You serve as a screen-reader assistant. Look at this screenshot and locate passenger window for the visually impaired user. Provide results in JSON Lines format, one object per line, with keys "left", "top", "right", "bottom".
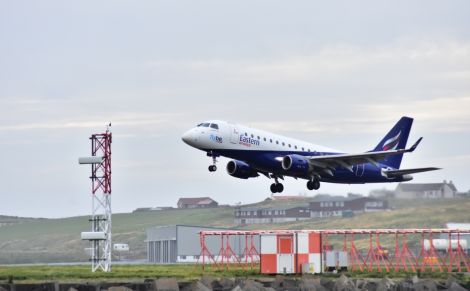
{"left": 210, "top": 124, "right": 219, "bottom": 130}
{"left": 251, "top": 134, "right": 254, "bottom": 138}
{"left": 308, "top": 149, "right": 311, "bottom": 152}
{"left": 263, "top": 137, "right": 267, "bottom": 141}
{"left": 282, "top": 142, "right": 285, "bottom": 146}
{"left": 257, "top": 136, "right": 260, "bottom": 140}
{"left": 276, "top": 141, "right": 279, "bottom": 144}
{"left": 270, "top": 139, "right": 272, "bottom": 143}
{"left": 302, "top": 147, "right": 304, "bottom": 151}
{"left": 245, "top": 132, "right": 248, "bottom": 136}
{"left": 295, "top": 145, "right": 297, "bottom": 149}
{"left": 288, "top": 144, "right": 291, "bottom": 148}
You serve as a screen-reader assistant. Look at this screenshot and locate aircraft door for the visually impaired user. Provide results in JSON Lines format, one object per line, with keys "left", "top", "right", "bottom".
{"left": 229, "top": 125, "right": 239, "bottom": 144}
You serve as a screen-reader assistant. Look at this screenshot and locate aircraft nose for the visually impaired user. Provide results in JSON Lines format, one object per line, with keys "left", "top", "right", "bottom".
{"left": 181, "top": 130, "right": 195, "bottom": 145}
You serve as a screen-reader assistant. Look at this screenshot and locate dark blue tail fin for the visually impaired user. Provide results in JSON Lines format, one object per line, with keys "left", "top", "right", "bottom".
{"left": 373, "top": 116, "right": 413, "bottom": 169}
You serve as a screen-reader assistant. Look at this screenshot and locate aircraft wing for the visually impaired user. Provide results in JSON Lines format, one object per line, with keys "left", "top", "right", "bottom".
{"left": 306, "top": 138, "right": 424, "bottom": 175}
{"left": 381, "top": 167, "right": 441, "bottom": 177}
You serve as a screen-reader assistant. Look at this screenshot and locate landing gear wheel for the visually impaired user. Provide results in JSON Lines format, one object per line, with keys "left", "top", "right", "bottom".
{"left": 270, "top": 183, "right": 284, "bottom": 193}
{"left": 208, "top": 165, "right": 217, "bottom": 172}
{"left": 307, "top": 179, "right": 321, "bottom": 190}
{"left": 313, "top": 179, "right": 320, "bottom": 190}
{"left": 307, "top": 181, "right": 314, "bottom": 190}
{"left": 270, "top": 183, "right": 277, "bottom": 193}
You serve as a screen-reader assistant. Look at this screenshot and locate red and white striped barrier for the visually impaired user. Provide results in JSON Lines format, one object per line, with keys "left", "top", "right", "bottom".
{"left": 260, "top": 232, "right": 322, "bottom": 274}
{"left": 295, "top": 232, "right": 322, "bottom": 274}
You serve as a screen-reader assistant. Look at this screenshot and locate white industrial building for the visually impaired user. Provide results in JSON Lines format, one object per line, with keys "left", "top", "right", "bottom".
{"left": 146, "top": 225, "right": 260, "bottom": 263}
{"left": 443, "top": 222, "right": 470, "bottom": 252}
{"left": 394, "top": 181, "right": 457, "bottom": 199}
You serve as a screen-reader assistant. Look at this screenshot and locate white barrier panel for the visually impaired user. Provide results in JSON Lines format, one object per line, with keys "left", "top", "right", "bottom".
{"left": 78, "top": 156, "right": 104, "bottom": 164}
{"left": 424, "top": 239, "right": 468, "bottom": 251}
{"left": 81, "top": 231, "right": 107, "bottom": 240}
{"left": 113, "top": 243, "right": 130, "bottom": 252}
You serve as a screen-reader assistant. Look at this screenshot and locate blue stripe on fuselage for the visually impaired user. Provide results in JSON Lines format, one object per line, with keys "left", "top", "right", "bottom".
{"left": 204, "top": 148, "right": 405, "bottom": 184}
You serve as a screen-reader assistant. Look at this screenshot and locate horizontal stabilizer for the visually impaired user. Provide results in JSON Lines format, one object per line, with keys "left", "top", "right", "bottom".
{"left": 382, "top": 167, "right": 441, "bottom": 177}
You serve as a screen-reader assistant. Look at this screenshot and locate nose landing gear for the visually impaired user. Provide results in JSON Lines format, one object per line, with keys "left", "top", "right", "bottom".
{"left": 207, "top": 152, "right": 218, "bottom": 172}
{"left": 208, "top": 165, "right": 217, "bottom": 172}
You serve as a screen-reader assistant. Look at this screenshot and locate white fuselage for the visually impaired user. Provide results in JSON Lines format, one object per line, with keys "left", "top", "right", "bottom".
{"left": 182, "top": 120, "right": 341, "bottom": 155}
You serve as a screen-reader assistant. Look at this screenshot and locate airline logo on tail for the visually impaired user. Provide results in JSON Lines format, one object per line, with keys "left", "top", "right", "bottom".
{"left": 382, "top": 131, "right": 401, "bottom": 151}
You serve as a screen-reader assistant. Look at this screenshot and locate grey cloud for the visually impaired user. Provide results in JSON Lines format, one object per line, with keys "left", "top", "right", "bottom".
{"left": 0, "top": 1, "right": 469, "bottom": 217}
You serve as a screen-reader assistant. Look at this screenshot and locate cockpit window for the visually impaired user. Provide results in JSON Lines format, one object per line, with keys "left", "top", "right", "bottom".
{"left": 210, "top": 123, "right": 219, "bottom": 130}
{"left": 200, "top": 123, "right": 210, "bottom": 127}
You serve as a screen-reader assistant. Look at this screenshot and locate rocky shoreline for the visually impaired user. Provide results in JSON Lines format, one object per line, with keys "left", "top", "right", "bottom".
{"left": 0, "top": 274, "right": 468, "bottom": 291}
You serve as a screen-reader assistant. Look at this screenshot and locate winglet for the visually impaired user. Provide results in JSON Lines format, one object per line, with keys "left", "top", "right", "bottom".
{"left": 409, "top": 137, "right": 423, "bottom": 152}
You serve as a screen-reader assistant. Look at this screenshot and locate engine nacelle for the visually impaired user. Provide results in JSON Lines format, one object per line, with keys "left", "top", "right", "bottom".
{"left": 282, "top": 154, "right": 311, "bottom": 176}
{"left": 226, "top": 160, "right": 259, "bottom": 179}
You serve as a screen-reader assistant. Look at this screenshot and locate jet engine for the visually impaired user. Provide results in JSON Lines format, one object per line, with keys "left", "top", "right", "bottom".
{"left": 282, "top": 154, "right": 311, "bottom": 176}
{"left": 226, "top": 160, "right": 259, "bottom": 179}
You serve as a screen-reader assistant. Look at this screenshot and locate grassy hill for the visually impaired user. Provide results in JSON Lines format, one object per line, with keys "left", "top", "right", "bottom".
{"left": 0, "top": 215, "right": 44, "bottom": 227}
{"left": 0, "top": 207, "right": 236, "bottom": 264}
{"left": 0, "top": 198, "right": 469, "bottom": 264}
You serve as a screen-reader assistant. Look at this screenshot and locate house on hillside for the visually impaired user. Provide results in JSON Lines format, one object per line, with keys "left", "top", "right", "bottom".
{"left": 234, "top": 205, "right": 311, "bottom": 225}
{"left": 308, "top": 196, "right": 388, "bottom": 218}
{"left": 394, "top": 181, "right": 457, "bottom": 199}
{"left": 177, "top": 197, "right": 218, "bottom": 209}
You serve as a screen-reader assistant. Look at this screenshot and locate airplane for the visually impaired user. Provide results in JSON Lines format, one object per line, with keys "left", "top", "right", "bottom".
{"left": 181, "top": 117, "right": 440, "bottom": 193}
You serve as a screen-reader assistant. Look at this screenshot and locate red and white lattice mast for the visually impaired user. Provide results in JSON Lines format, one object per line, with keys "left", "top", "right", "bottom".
{"left": 79, "top": 125, "right": 112, "bottom": 272}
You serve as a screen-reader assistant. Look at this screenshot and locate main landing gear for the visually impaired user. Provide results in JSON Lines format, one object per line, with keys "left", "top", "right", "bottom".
{"left": 270, "top": 177, "right": 284, "bottom": 193}
{"left": 207, "top": 152, "right": 218, "bottom": 172}
{"left": 306, "top": 177, "right": 320, "bottom": 190}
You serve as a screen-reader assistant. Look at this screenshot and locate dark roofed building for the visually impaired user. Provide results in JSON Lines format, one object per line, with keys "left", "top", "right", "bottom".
{"left": 234, "top": 195, "right": 389, "bottom": 224}
{"left": 177, "top": 197, "right": 218, "bottom": 209}
{"left": 395, "top": 181, "right": 457, "bottom": 199}
{"left": 309, "top": 196, "right": 388, "bottom": 218}
{"left": 234, "top": 204, "right": 311, "bottom": 225}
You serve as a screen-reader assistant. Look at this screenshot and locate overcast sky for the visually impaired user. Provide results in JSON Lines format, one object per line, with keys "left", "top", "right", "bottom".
{"left": 1, "top": 1, "right": 469, "bottom": 218}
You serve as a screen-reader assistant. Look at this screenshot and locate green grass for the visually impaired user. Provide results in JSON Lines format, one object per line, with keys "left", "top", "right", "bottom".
{"left": 0, "top": 264, "right": 259, "bottom": 283}
{"left": 243, "top": 198, "right": 470, "bottom": 231}
{"left": 0, "top": 264, "right": 469, "bottom": 287}
{"left": 0, "top": 207, "right": 237, "bottom": 264}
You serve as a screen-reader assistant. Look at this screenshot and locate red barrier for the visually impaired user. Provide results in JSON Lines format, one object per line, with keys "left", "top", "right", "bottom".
{"left": 198, "top": 229, "right": 469, "bottom": 273}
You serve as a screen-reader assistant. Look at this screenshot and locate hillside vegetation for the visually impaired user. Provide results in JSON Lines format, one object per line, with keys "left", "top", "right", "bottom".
{"left": 0, "top": 198, "right": 469, "bottom": 264}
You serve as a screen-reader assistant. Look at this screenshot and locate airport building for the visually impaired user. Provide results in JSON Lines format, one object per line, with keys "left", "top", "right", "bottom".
{"left": 308, "top": 196, "right": 388, "bottom": 218}
{"left": 234, "top": 205, "right": 311, "bottom": 225}
{"left": 234, "top": 196, "right": 388, "bottom": 224}
{"left": 146, "top": 225, "right": 260, "bottom": 263}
